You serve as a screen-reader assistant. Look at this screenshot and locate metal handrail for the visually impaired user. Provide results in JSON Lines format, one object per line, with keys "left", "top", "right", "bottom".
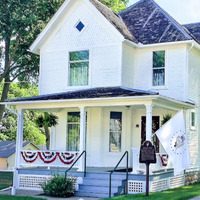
{"left": 65, "top": 150, "right": 86, "bottom": 179}
{"left": 109, "top": 151, "right": 129, "bottom": 198}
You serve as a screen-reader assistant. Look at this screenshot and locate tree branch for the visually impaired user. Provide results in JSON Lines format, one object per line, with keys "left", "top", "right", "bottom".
{"left": 0, "top": 34, "right": 22, "bottom": 83}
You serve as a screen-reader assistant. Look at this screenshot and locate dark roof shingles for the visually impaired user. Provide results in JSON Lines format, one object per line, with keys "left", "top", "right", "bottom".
{"left": 5, "top": 87, "right": 158, "bottom": 103}
{"left": 89, "top": 0, "right": 138, "bottom": 43}
{"left": 0, "top": 141, "right": 30, "bottom": 158}
{"left": 119, "top": 0, "right": 191, "bottom": 44}
{"left": 183, "top": 23, "right": 200, "bottom": 44}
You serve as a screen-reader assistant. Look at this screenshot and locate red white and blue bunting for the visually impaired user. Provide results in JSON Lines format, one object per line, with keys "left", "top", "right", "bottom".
{"left": 21, "top": 151, "right": 79, "bottom": 165}
{"left": 21, "top": 151, "right": 38, "bottom": 163}
{"left": 159, "top": 154, "right": 169, "bottom": 167}
{"left": 58, "top": 152, "right": 78, "bottom": 164}
{"left": 38, "top": 152, "right": 57, "bottom": 164}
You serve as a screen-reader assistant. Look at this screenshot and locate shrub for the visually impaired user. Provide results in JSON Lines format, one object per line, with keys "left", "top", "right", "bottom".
{"left": 185, "top": 170, "right": 200, "bottom": 185}
{"left": 42, "top": 176, "right": 76, "bottom": 197}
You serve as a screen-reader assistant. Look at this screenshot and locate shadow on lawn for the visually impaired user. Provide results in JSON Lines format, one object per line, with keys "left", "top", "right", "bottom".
{"left": 103, "top": 183, "right": 200, "bottom": 200}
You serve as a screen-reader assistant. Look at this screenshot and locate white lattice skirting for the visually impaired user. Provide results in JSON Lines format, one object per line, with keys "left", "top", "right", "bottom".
{"left": 19, "top": 175, "right": 51, "bottom": 190}
{"left": 128, "top": 175, "right": 185, "bottom": 194}
{"left": 19, "top": 175, "right": 78, "bottom": 191}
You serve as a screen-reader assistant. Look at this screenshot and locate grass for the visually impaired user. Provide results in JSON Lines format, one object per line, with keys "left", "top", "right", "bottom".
{"left": 0, "top": 171, "right": 13, "bottom": 190}
{"left": 103, "top": 183, "right": 200, "bottom": 200}
{"left": 0, "top": 195, "right": 45, "bottom": 200}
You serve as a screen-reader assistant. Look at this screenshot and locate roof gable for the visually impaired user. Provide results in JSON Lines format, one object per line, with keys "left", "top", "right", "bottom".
{"left": 30, "top": 0, "right": 137, "bottom": 54}
{"left": 119, "top": 0, "right": 192, "bottom": 45}
{"left": 88, "top": 0, "right": 137, "bottom": 43}
{"left": 183, "top": 23, "right": 200, "bottom": 44}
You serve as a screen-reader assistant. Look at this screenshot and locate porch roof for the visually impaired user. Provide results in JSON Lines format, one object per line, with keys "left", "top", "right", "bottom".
{"left": 4, "top": 87, "right": 158, "bottom": 103}
{"left": 2, "top": 87, "right": 195, "bottom": 111}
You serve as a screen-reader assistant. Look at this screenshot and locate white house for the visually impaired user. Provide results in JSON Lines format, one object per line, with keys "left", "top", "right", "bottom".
{"left": 2, "top": 0, "right": 200, "bottom": 198}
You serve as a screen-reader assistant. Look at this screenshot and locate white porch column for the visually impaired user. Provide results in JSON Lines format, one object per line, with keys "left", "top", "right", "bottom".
{"left": 12, "top": 109, "right": 24, "bottom": 195}
{"left": 79, "top": 106, "right": 86, "bottom": 171}
{"left": 145, "top": 104, "right": 153, "bottom": 142}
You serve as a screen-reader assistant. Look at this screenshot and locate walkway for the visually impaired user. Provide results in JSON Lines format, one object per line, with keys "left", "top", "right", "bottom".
{"left": 0, "top": 188, "right": 99, "bottom": 200}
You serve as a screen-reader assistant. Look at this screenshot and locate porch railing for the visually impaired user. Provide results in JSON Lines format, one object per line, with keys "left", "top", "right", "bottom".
{"left": 109, "top": 151, "right": 129, "bottom": 198}
{"left": 20, "top": 150, "right": 79, "bottom": 168}
{"left": 65, "top": 150, "right": 87, "bottom": 178}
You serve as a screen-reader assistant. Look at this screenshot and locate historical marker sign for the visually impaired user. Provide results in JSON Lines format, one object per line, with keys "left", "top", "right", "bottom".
{"left": 139, "top": 140, "right": 157, "bottom": 197}
{"left": 139, "top": 140, "right": 156, "bottom": 164}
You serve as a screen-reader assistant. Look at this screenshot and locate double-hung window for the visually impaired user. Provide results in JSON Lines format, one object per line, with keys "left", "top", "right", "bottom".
{"left": 69, "top": 50, "right": 89, "bottom": 86}
{"left": 109, "top": 112, "right": 122, "bottom": 152}
{"left": 153, "top": 51, "right": 165, "bottom": 86}
{"left": 67, "top": 112, "right": 80, "bottom": 151}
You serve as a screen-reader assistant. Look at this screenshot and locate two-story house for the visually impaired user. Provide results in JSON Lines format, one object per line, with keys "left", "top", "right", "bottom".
{"left": 2, "top": 0, "right": 200, "bottom": 198}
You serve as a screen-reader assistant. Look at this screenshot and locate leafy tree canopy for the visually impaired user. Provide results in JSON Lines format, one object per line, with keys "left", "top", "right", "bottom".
{"left": 0, "top": 83, "right": 45, "bottom": 145}
{"left": 99, "top": 0, "right": 129, "bottom": 13}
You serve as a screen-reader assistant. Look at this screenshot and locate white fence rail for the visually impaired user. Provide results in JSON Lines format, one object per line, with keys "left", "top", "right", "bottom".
{"left": 20, "top": 150, "right": 79, "bottom": 168}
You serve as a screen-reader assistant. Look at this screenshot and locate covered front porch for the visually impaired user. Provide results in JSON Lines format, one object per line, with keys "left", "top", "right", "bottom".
{"left": 4, "top": 87, "right": 194, "bottom": 196}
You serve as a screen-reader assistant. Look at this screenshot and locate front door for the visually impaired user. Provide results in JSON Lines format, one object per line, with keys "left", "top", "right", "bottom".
{"left": 141, "top": 116, "right": 160, "bottom": 153}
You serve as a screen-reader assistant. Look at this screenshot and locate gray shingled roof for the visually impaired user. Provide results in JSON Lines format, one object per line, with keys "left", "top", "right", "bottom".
{"left": 119, "top": 0, "right": 192, "bottom": 45}
{"left": 5, "top": 87, "right": 158, "bottom": 102}
{"left": 0, "top": 141, "right": 30, "bottom": 158}
{"left": 183, "top": 23, "right": 200, "bottom": 44}
{"left": 89, "top": 0, "right": 138, "bottom": 43}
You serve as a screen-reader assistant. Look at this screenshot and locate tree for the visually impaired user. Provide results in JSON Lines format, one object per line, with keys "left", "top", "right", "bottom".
{"left": 0, "top": 83, "right": 46, "bottom": 145}
{"left": 0, "top": 0, "right": 129, "bottom": 120}
{"left": 0, "top": 0, "right": 65, "bottom": 119}
{"left": 35, "top": 113, "right": 58, "bottom": 150}
{"left": 99, "top": 0, "right": 129, "bottom": 13}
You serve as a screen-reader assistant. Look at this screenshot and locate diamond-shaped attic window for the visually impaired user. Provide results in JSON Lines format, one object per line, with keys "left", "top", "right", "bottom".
{"left": 76, "top": 21, "right": 85, "bottom": 32}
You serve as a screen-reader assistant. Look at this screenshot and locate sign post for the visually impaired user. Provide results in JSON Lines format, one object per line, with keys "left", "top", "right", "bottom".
{"left": 139, "top": 140, "right": 156, "bottom": 196}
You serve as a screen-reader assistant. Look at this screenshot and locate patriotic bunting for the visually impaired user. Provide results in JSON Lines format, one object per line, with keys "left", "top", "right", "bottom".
{"left": 159, "top": 154, "right": 169, "bottom": 167}
{"left": 58, "top": 152, "right": 78, "bottom": 164}
{"left": 38, "top": 152, "right": 57, "bottom": 164}
{"left": 21, "top": 151, "right": 38, "bottom": 163}
{"left": 21, "top": 151, "right": 79, "bottom": 165}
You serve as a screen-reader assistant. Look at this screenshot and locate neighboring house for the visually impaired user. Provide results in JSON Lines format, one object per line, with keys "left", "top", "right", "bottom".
{"left": 0, "top": 141, "right": 41, "bottom": 170}
{"left": 1, "top": 0, "right": 200, "bottom": 198}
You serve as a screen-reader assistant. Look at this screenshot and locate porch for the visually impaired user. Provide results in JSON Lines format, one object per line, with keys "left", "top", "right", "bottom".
{"left": 16, "top": 166, "right": 184, "bottom": 198}
{"left": 4, "top": 87, "right": 194, "bottom": 197}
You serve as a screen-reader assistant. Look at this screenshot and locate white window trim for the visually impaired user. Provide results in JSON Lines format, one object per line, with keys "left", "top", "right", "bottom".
{"left": 190, "top": 110, "right": 196, "bottom": 130}
{"left": 106, "top": 108, "right": 125, "bottom": 154}
{"left": 67, "top": 49, "right": 91, "bottom": 87}
{"left": 66, "top": 111, "right": 80, "bottom": 151}
{"left": 151, "top": 50, "right": 168, "bottom": 89}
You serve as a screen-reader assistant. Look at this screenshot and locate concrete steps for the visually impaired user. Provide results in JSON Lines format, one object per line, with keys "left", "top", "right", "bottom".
{"left": 74, "top": 172, "right": 126, "bottom": 198}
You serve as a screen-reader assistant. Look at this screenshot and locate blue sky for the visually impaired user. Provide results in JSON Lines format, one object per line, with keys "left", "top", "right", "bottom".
{"left": 128, "top": 0, "right": 200, "bottom": 24}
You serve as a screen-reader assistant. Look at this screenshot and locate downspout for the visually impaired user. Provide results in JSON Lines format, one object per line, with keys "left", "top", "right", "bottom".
{"left": 5, "top": 104, "right": 20, "bottom": 195}
{"left": 5, "top": 104, "right": 18, "bottom": 116}
{"left": 185, "top": 42, "right": 194, "bottom": 101}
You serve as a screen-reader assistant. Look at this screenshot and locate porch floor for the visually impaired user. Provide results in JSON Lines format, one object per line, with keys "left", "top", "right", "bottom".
{"left": 18, "top": 166, "right": 174, "bottom": 181}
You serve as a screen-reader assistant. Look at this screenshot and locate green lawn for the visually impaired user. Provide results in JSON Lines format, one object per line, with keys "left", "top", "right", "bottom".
{"left": 0, "top": 171, "right": 13, "bottom": 190}
{"left": 103, "top": 183, "right": 200, "bottom": 200}
{"left": 0, "top": 195, "right": 45, "bottom": 200}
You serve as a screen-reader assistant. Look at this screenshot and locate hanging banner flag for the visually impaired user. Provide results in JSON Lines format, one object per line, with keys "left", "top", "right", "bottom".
{"left": 156, "top": 110, "right": 191, "bottom": 176}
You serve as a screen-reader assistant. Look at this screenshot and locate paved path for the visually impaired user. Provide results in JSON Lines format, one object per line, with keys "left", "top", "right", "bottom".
{"left": 0, "top": 188, "right": 99, "bottom": 200}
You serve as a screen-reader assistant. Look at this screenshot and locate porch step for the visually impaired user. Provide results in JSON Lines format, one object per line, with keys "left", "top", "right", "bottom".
{"left": 75, "top": 173, "right": 126, "bottom": 198}
{"left": 84, "top": 172, "right": 126, "bottom": 179}
{"left": 83, "top": 177, "right": 123, "bottom": 186}
{"left": 78, "top": 184, "right": 121, "bottom": 193}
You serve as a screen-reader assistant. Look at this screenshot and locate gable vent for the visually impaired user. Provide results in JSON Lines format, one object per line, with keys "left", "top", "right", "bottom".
{"left": 76, "top": 21, "right": 85, "bottom": 32}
